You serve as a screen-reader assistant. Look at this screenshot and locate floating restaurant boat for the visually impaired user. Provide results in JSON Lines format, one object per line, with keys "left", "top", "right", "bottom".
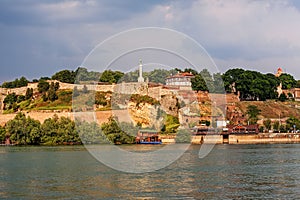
{"left": 136, "top": 129, "right": 162, "bottom": 144}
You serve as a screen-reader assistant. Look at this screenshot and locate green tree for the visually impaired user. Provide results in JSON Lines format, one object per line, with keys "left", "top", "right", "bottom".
{"left": 246, "top": 105, "right": 261, "bottom": 124}
{"left": 25, "top": 88, "right": 33, "bottom": 100}
{"left": 279, "top": 125, "right": 286, "bottom": 133}
{"left": 161, "top": 114, "right": 180, "bottom": 134}
{"left": 3, "top": 93, "right": 17, "bottom": 110}
{"left": 278, "top": 93, "right": 287, "bottom": 102}
{"left": 296, "top": 80, "right": 300, "bottom": 88}
{"left": 278, "top": 74, "right": 296, "bottom": 89}
{"left": 42, "top": 93, "right": 48, "bottom": 101}
{"left": 191, "top": 74, "right": 208, "bottom": 92}
{"left": 259, "top": 126, "right": 264, "bottom": 133}
{"left": 6, "top": 113, "right": 41, "bottom": 145}
{"left": 121, "top": 70, "right": 139, "bottom": 82}
{"left": 48, "top": 82, "right": 58, "bottom": 102}
{"left": 222, "top": 69, "right": 280, "bottom": 100}
{"left": 40, "top": 116, "right": 59, "bottom": 144}
{"left": 1, "top": 77, "right": 28, "bottom": 88}
{"left": 222, "top": 68, "right": 245, "bottom": 93}
{"left": 40, "top": 77, "right": 50, "bottom": 80}
{"left": 101, "top": 117, "right": 135, "bottom": 144}
{"left": 1, "top": 81, "right": 14, "bottom": 88}
{"left": 38, "top": 79, "right": 50, "bottom": 93}
{"left": 76, "top": 120, "right": 107, "bottom": 144}
{"left": 286, "top": 116, "right": 300, "bottom": 132}
{"left": 213, "top": 73, "right": 225, "bottom": 93}
{"left": 273, "top": 120, "right": 280, "bottom": 132}
{"left": 52, "top": 70, "right": 75, "bottom": 83}
{"left": 0, "top": 126, "right": 6, "bottom": 143}
{"left": 40, "top": 115, "right": 80, "bottom": 145}
{"left": 74, "top": 67, "right": 101, "bottom": 82}
{"left": 18, "top": 76, "right": 29, "bottom": 87}
{"left": 101, "top": 116, "right": 122, "bottom": 143}
{"left": 100, "top": 70, "right": 124, "bottom": 84}
{"left": 263, "top": 119, "right": 272, "bottom": 131}
{"left": 148, "top": 69, "right": 173, "bottom": 84}
{"left": 95, "top": 92, "right": 109, "bottom": 106}
{"left": 17, "top": 95, "right": 25, "bottom": 103}
{"left": 54, "top": 82, "right": 60, "bottom": 91}
{"left": 200, "top": 69, "right": 214, "bottom": 92}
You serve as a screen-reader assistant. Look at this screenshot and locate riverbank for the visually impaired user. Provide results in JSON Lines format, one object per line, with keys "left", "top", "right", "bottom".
{"left": 160, "top": 133, "right": 300, "bottom": 144}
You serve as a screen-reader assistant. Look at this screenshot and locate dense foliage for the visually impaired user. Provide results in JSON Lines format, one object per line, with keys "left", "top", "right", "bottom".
{"left": 95, "top": 91, "right": 110, "bottom": 107}
{"left": 3, "top": 93, "right": 17, "bottom": 110}
{"left": 161, "top": 114, "right": 180, "bottom": 134}
{"left": 263, "top": 119, "right": 272, "bottom": 131}
{"left": 188, "top": 68, "right": 225, "bottom": 93}
{"left": 222, "top": 68, "right": 296, "bottom": 101}
{"left": 1, "top": 77, "right": 28, "bottom": 88}
{"left": 0, "top": 126, "right": 6, "bottom": 142}
{"left": 261, "top": 118, "right": 297, "bottom": 133}
{"left": 38, "top": 79, "right": 50, "bottom": 93}
{"left": 2, "top": 67, "right": 298, "bottom": 103}
{"left": 75, "top": 67, "right": 101, "bottom": 82}
{"left": 1, "top": 113, "right": 139, "bottom": 145}
{"left": 3, "top": 113, "right": 80, "bottom": 145}
{"left": 99, "top": 70, "right": 124, "bottom": 84}
{"left": 147, "top": 69, "right": 177, "bottom": 84}
{"left": 37, "top": 80, "right": 60, "bottom": 102}
{"left": 278, "top": 74, "right": 297, "bottom": 89}
{"left": 101, "top": 117, "right": 136, "bottom": 144}
{"left": 52, "top": 70, "right": 76, "bottom": 84}
{"left": 246, "top": 105, "right": 261, "bottom": 124}
{"left": 51, "top": 67, "right": 101, "bottom": 83}
{"left": 120, "top": 69, "right": 177, "bottom": 84}
{"left": 286, "top": 117, "right": 300, "bottom": 132}
{"left": 130, "top": 94, "right": 160, "bottom": 106}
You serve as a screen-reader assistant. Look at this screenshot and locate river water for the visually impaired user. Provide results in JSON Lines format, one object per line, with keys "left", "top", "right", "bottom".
{"left": 0, "top": 144, "right": 299, "bottom": 199}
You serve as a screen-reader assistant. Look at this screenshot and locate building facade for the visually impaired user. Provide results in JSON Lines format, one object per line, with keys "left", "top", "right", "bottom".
{"left": 165, "top": 72, "right": 195, "bottom": 90}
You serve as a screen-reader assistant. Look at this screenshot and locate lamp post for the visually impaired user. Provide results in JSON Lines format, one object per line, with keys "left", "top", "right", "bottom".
{"left": 279, "top": 112, "right": 281, "bottom": 133}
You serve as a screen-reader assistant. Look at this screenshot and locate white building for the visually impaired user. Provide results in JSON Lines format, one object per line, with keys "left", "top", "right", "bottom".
{"left": 165, "top": 72, "right": 195, "bottom": 88}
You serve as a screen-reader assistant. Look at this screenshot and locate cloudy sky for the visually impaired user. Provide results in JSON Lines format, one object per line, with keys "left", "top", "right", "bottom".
{"left": 1, "top": 0, "right": 300, "bottom": 83}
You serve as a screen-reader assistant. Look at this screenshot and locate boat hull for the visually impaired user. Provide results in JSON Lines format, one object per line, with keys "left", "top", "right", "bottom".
{"left": 138, "top": 141, "right": 162, "bottom": 144}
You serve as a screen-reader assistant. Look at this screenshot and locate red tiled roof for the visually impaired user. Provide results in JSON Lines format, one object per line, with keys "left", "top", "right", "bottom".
{"left": 167, "top": 72, "right": 195, "bottom": 79}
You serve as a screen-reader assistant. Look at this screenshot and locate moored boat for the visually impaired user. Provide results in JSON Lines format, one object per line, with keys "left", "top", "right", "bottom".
{"left": 136, "top": 129, "right": 162, "bottom": 144}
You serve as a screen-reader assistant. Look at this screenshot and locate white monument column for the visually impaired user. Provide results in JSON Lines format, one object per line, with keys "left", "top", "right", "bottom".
{"left": 138, "top": 59, "right": 144, "bottom": 83}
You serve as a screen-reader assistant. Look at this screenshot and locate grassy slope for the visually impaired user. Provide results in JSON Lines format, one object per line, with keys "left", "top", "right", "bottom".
{"left": 236, "top": 100, "right": 300, "bottom": 119}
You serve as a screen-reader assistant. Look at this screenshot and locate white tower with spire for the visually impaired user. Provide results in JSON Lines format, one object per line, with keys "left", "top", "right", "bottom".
{"left": 137, "top": 59, "right": 144, "bottom": 83}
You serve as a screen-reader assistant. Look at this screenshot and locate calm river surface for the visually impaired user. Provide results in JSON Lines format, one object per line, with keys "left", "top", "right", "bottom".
{"left": 0, "top": 144, "right": 299, "bottom": 199}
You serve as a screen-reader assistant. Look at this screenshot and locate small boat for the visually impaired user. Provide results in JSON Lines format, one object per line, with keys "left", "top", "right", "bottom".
{"left": 136, "top": 129, "right": 162, "bottom": 144}
{"left": 139, "top": 141, "right": 162, "bottom": 145}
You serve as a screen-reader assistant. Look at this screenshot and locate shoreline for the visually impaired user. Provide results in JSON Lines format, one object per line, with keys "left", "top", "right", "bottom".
{"left": 160, "top": 133, "right": 300, "bottom": 145}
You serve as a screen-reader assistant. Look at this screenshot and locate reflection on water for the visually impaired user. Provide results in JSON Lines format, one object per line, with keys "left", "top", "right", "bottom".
{"left": 87, "top": 144, "right": 190, "bottom": 173}
{"left": 0, "top": 144, "right": 299, "bottom": 199}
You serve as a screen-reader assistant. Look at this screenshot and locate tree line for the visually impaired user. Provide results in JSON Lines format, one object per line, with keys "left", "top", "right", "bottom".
{"left": 261, "top": 116, "right": 300, "bottom": 133}
{"left": 222, "top": 68, "right": 297, "bottom": 101}
{"left": 2, "top": 67, "right": 299, "bottom": 102}
{"left": 0, "top": 113, "right": 139, "bottom": 145}
{"left": 3, "top": 80, "right": 61, "bottom": 112}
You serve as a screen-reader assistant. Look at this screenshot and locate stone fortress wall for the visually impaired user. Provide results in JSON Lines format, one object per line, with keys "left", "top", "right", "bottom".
{"left": 0, "top": 59, "right": 238, "bottom": 126}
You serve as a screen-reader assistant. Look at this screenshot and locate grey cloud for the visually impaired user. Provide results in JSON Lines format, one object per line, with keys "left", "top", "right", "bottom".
{"left": 1, "top": 0, "right": 300, "bottom": 83}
